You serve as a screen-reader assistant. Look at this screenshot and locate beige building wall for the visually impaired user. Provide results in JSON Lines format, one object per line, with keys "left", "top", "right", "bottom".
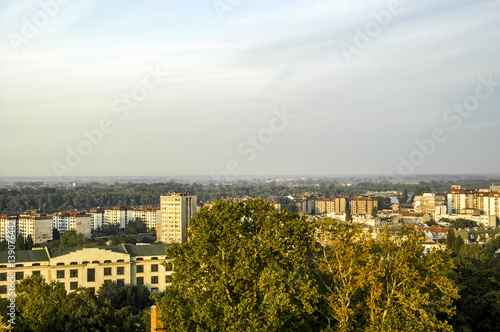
{"left": 159, "top": 194, "right": 197, "bottom": 243}
{"left": 0, "top": 244, "right": 171, "bottom": 298}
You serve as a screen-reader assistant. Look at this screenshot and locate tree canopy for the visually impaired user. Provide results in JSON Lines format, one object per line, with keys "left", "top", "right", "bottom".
{"left": 155, "top": 199, "right": 459, "bottom": 331}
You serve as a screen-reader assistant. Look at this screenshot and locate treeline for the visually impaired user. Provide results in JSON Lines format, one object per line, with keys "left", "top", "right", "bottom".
{"left": 1, "top": 179, "right": 498, "bottom": 213}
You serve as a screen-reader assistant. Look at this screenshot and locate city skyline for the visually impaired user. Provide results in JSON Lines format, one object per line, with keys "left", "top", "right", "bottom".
{"left": 1, "top": 0, "right": 499, "bottom": 177}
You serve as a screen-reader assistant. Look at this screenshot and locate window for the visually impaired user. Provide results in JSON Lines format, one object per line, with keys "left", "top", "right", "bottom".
{"left": 136, "top": 258, "right": 143, "bottom": 261}
{"left": 70, "top": 270, "right": 78, "bottom": 278}
{"left": 151, "top": 276, "right": 158, "bottom": 284}
{"left": 32, "top": 271, "right": 40, "bottom": 276}
{"left": 57, "top": 270, "right": 65, "bottom": 279}
{"left": 70, "top": 282, "right": 78, "bottom": 290}
{"left": 16, "top": 272, "right": 24, "bottom": 280}
{"left": 136, "top": 265, "right": 144, "bottom": 273}
{"left": 104, "top": 267, "right": 111, "bottom": 276}
{"left": 0, "top": 286, "right": 6, "bottom": 294}
{"left": 151, "top": 264, "right": 158, "bottom": 272}
{"left": 0, "top": 265, "right": 6, "bottom": 268}
{"left": 117, "top": 279, "right": 125, "bottom": 286}
{"left": 56, "top": 263, "right": 64, "bottom": 266}
{"left": 32, "top": 263, "right": 40, "bottom": 266}
{"left": 0, "top": 273, "right": 6, "bottom": 281}
{"left": 151, "top": 287, "right": 159, "bottom": 293}
{"left": 15, "top": 264, "right": 24, "bottom": 267}
{"left": 104, "top": 280, "right": 112, "bottom": 284}
{"left": 117, "top": 259, "right": 124, "bottom": 263}
{"left": 104, "top": 260, "right": 111, "bottom": 263}
{"left": 70, "top": 262, "right": 78, "bottom": 265}
{"left": 136, "top": 277, "right": 144, "bottom": 285}
{"left": 151, "top": 257, "right": 158, "bottom": 260}
{"left": 87, "top": 268, "right": 95, "bottom": 282}
{"left": 92, "top": 260, "right": 99, "bottom": 264}
{"left": 117, "top": 267, "right": 124, "bottom": 275}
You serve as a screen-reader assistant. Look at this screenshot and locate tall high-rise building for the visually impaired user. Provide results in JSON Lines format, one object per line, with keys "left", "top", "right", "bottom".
{"left": 158, "top": 193, "right": 197, "bottom": 243}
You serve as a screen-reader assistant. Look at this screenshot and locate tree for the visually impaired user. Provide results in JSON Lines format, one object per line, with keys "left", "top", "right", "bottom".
{"left": 48, "top": 229, "right": 89, "bottom": 248}
{"left": 371, "top": 206, "right": 378, "bottom": 218}
{"left": 397, "top": 189, "right": 409, "bottom": 204}
{"left": 15, "top": 274, "right": 67, "bottom": 331}
{"left": 315, "top": 222, "right": 458, "bottom": 331}
{"left": 376, "top": 196, "right": 392, "bottom": 210}
{"left": 52, "top": 228, "right": 60, "bottom": 241}
{"left": 155, "top": 199, "right": 321, "bottom": 331}
{"left": 26, "top": 235, "right": 34, "bottom": 250}
{"left": 345, "top": 208, "right": 352, "bottom": 222}
{"left": 15, "top": 275, "right": 140, "bottom": 331}
{"left": 15, "top": 234, "right": 25, "bottom": 251}
{"left": 125, "top": 217, "right": 148, "bottom": 234}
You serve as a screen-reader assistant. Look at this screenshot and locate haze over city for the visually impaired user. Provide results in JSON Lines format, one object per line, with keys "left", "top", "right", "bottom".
{"left": 1, "top": 0, "right": 499, "bottom": 178}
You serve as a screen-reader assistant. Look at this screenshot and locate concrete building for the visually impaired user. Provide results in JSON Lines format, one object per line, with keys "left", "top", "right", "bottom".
{"left": 0, "top": 244, "right": 171, "bottom": 298}
{"left": 158, "top": 193, "right": 197, "bottom": 243}
{"left": 87, "top": 208, "right": 104, "bottom": 230}
{"left": 0, "top": 214, "right": 17, "bottom": 242}
{"left": 127, "top": 207, "right": 161, "bottom": 230}
{"left": 104, "top": 206, "right": 128, "bottom": 229}
{"left": 446, "top": 185, "right": 500, "bottom": 224}
{"left": 17, "top": 213, "right": 52, "bottom": 244}
{"left": 315, "top": 196, "right": 348, "bottom": 215}
{"left": 52, "top": 212, "right": 92, "bottom": 238}
{"left": 350, "top": 195, "right": 378, "bottom": 216}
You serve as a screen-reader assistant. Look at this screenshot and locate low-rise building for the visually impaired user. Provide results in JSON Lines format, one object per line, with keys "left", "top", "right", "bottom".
{"left": 0, "top": 244, "right": 171, "bottom": 298}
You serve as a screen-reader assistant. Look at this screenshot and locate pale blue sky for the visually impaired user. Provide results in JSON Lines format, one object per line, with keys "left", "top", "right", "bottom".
{"left": 1, "top": 0, "right": 499, "bottom": 177}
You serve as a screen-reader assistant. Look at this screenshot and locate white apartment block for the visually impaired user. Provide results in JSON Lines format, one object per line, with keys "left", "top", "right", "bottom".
{"left": 52, "top": 212, "right": 91, "bottom": 238}
{"left": 104, "top": 206, "right": 128, "bottom": 229}
{"left": 0, "top": 214, "right": 17, "bottom": 242}
{"left": 87, "top": 208, "right": 104, "bottom": 230}
{"left": 127, "top": 207, "right": 161, "bottom": 230}
{"left": 158, "top": 193, "right": 197, "bottom": 244}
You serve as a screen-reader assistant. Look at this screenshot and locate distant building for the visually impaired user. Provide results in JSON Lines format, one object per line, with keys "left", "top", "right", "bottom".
{"left": 104, "top": 206, "right": 128, "bottom": 229}
{"left": 127, "top": 207, "right": 161, "bottom": 230}
{"left": 18, "top": 213, "right": 52, "bottom": 244}
{"left": 350, "top": 195, "right": 378, "bottom": 216}
{"left": 158, "top": 193, "right": 197, "bottom": 243}
{"left": 87, "top": 208, "right": 104, "bottom": 230}
{"left": 0, "top": 244, "right": 171, "bottom": 298}
{"left": 52, "top": 212, "right": 91, "bottom": 238}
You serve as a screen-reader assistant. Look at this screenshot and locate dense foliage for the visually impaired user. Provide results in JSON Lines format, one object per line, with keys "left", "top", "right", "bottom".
{"left": 156, "top": 199, "right": 459, "bottom": 331}
{"left": 0, "top": 275, "right": 154, "bottom": 331}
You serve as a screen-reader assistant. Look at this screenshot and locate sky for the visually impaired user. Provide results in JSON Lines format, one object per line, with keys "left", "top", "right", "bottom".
{"left": 1, "top": 0, "right": 499, "bottom": 178}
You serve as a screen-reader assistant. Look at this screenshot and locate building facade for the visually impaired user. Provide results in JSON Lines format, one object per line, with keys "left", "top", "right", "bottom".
{"left": 0, "top": 244, "right": 171, "bottom": 298}
{"left": 158, "top": 193, "right": 197, "bottom": 243}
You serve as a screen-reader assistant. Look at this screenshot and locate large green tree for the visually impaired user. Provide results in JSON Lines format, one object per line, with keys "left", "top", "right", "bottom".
{"left": 155, "top": 198, "right": 321, "bottom": 331}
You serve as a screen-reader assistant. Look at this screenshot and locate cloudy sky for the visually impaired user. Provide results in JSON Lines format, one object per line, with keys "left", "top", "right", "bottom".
{"left": 1, "top": 0, "right": 499, "bottom": 178}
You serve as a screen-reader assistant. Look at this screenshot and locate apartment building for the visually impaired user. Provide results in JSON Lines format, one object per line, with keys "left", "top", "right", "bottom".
{"left": 87, "top": 208, "right": 104, "bottom": 230}
{"left": 52, "top": 211, "right": 91, "bottom": 237}
{"left": 127, "top": 207, "right": 161, "bottom": 230}
{"left": 0, "top": 244, "right": 171, "bottom": 298}
{"left": 413, "top": 193, "right": 446, "bottom": 218}
{"left": 104, "top": 206, "right": 128, "bottom": 229}
{"left": 17, "top": 213, "right": 52, "bottom": 244}
{"left": 158, "top": 193, "right": 197, "bottom": 243}
{"left": 315, "top": 196, "right": 348, "bottom": 215}
{"left": 0, "top": 214, "right": 17, "bottom": 242}
{"left": 446, "top": 185, "right": 500, "bottom": 222}
{"left": 350, "top": 195, "right": 378, "bottom": 216}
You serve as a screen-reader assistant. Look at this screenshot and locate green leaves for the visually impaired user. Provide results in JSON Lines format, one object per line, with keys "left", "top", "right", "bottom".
{"left": 158, "top": 198, "right": 320, "bottom": 331}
